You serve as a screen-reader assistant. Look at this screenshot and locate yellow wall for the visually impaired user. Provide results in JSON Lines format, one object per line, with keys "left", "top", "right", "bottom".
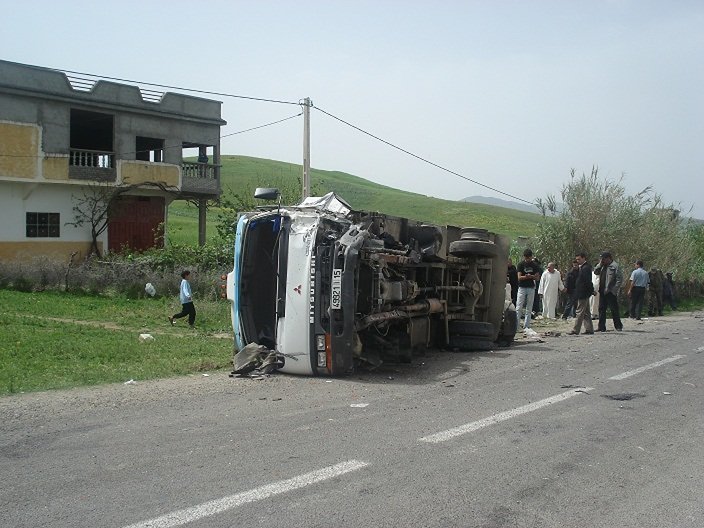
{"left": 121, "top": 161, "right": 180, "bottom": 188}
{"left": 0, "top": 122, "right": 39, "bottom": 179}
{"left": 0, "top": 241, "right": 99, "bottom": 262}
{"left": 43, "top": 156, "right": 69, "bottom": 180}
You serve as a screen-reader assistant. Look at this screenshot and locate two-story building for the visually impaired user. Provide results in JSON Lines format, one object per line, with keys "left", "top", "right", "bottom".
{"left": 0, "top": 59, "right": 226, "bottom": 261}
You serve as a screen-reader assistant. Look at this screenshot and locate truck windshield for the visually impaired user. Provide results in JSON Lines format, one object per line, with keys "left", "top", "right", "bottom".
{"left": 238, "top": 213, "right": 289, "bottom": 349}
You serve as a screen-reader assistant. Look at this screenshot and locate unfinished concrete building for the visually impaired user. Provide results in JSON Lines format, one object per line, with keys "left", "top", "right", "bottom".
{"left": 0, "top": 59, "right": 226, "bottom": 261}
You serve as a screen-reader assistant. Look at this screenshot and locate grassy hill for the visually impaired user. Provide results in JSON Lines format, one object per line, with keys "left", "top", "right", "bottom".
{"left": 167, "top": 156, "right": 542, "bottom": 245}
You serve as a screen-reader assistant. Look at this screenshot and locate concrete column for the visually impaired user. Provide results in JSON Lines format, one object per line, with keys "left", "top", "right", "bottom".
{"left": 198, "top": 198, "right": 207, "bottom": 246}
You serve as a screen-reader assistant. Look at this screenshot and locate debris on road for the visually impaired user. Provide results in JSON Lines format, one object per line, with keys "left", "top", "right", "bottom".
{"left": 602, "top": 393, "right": 645, "bottom": 401}
{"left": 124, "top": 379, "right": 136, "bottom": 385}
{"left": 230, "top": 342, "right": 284, "bottom": 377}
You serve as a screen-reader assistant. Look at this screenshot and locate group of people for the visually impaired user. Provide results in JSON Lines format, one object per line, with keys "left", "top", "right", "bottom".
{"left": 508, "top": 249, "right": 677, "bottom": 335}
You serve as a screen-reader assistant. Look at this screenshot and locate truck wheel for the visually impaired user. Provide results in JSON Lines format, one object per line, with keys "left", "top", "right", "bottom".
{"left": 460, "top": 227, "right": 490, "bottom": 241}
{"left": 448, "top": 320, "right": 494, "bottom": 338}
{"left": 448, "top": 239, "right": 499, "bottom": 259}
{"left": 447, "top": 335, "right": 495, "bottom": 352}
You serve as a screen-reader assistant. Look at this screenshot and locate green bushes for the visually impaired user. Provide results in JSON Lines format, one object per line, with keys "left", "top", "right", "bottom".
{"left": 534, "top": 168, "right": 702, "bottom": 281}
{"left": 0, "top": 243, "right": 231, "bottom": 299}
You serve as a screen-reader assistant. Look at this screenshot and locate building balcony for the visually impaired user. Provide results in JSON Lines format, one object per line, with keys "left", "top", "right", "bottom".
{"left": 68, "top": 149, "right": 116, "bottom": 182}
{"left": 181, "top": 161, "right": 220, "bottom": 197}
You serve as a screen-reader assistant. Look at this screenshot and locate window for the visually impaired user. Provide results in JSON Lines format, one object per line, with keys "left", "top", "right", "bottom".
{"left": 26, "top": 212, "right": 60, "bottom": 238}
{"left": 70, "top": 109, "right": 115, "bottom": 169}
{"left": 136, "top": 136, "right": 165, "bottom": 162}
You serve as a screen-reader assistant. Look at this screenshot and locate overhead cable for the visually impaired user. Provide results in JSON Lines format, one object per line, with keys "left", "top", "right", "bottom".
{"left": 53, "top": 67, "right": 300, "bottom": 106}
{"left": 313, "top": 105, "right": 534, "bottom": 205}
{"left": 0, "top": 112, "right": 302, "bottom": 160}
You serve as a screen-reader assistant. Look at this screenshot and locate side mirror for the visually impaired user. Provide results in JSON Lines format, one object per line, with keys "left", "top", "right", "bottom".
{"left": 254, "top": 187, "right": 280, "bottom": 201}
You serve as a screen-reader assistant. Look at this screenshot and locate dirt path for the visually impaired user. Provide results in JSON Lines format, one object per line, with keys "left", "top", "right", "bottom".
{"left": 13, "top": 313, "right": 232, "bottom": 338}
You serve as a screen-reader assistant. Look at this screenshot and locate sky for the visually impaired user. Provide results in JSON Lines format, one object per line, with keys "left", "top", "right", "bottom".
{"left": 3, "top": 0, "right": 703, "bottom": 217}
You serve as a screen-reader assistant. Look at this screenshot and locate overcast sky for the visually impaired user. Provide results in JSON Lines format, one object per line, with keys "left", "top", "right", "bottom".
{"left": 3, "top": 0, "right": 703, "bottom": 216}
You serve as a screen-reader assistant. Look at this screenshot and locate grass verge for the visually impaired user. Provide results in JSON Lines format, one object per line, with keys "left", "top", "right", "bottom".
{"left": 0, "top": 290, "right": 234, "bottom": 395}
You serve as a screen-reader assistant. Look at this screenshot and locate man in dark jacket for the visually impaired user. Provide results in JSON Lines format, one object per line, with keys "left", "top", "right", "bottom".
{"left": 568, "top": 252, "right": 595, "bottom": 335}
{"left": 561, "top": 260, "right": 579, "bottom": 319}
{"left": 663, "top": 272, "right": 677, "bottom": 310}
{"left": 593, "top": 251, "right": 624, "bottom": 332}
{"left": 507, "top": 259, "right": 518, "bottom": 307}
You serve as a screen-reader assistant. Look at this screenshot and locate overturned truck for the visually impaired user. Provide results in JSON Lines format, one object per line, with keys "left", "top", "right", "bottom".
{"left": 227, "top": 190, "right": 517, "bottom": 376}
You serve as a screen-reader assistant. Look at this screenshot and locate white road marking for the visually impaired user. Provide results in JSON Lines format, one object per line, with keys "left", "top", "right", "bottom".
{"left": 607, "top": 355, "right": 686, "bottom": 381}
{"left": 122, "top": 460, "right": 369, "bottom": 528}
{"left": 419, "top": 388, "right": 593, "bottom": 444}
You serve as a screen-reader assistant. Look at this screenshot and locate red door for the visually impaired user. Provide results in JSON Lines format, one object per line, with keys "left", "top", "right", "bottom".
{"left": 108, "top": 196, "right": 165, "bottom": 252}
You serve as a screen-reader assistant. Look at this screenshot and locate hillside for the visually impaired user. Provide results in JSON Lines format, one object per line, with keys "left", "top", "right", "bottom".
{"left": 167, "top": 156, "right": 542, "bottom": 244}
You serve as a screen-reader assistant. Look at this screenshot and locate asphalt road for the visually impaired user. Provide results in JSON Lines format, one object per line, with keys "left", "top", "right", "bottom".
{"left": 2, "top": 312, "right": 703, "bottom": 528}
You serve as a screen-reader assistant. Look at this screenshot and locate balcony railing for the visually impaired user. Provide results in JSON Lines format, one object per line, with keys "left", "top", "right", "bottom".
{"left": 181, "top": 161, "right": 220, "bottom": 195}
{"left": 69, "top": 149, "right": 116, "bottom": 181}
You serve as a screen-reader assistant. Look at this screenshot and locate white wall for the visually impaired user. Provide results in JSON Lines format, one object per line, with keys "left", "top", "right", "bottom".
{"left": 0, "top": 181, "right": 106, "bottom": 246}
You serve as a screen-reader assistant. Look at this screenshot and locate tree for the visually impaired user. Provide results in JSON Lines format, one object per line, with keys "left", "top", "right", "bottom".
{"left": 214, "top": 174, "right": 324, "bottom": 245}
{"left": 533, "top": 167, "right": 697, "bottom": 278}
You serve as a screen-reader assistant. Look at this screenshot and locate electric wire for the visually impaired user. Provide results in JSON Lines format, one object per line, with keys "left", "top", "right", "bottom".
{"left": 54, "top": 67, "right": 300, "bottom": 106}
{"left": 7, "top": 62, "right": 534, "bottom": 204}
{"left": 313, "top": 105, "right": 535, "bottom": 205}
{"left": 0, "top": 112, "right": 302, "bottom": 160}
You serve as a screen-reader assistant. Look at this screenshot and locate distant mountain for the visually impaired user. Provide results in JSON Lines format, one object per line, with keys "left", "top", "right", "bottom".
{"left": 461, "top": 196, "right": 541, "bottom": 214}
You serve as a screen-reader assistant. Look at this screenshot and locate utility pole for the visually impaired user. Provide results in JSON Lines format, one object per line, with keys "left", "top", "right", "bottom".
{"left": 302, "top": 97, "right": 312, "bottom": 199}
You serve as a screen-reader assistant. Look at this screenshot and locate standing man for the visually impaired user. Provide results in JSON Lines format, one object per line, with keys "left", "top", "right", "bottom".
{"left": 663, "top": 272, "right": 677, "bottom": 310}
{"left": 169, "top": 270, "right": 196, "bottom": 328}
{"left": 594, "top": 251, "right": 623, "bottom": 331}
{"left": 538, "top": 262, "right": 566, "bottom": 319}
{"left": 648, "top": 267, "right": 664, "bottom": 316}
{"left": 507, "top": 259, "right": 518, "bottom": 307}
{"left": 568, "top": 252, "right": 595, "bottom": 335}
{"left": 561, "top": 260, "right": 579, "bottom": 319}
{"left": 626, "top": 260, "right": 649, "bottom": 320}
{"left": 516, "top": 249, "right": 541, "bottom": 329}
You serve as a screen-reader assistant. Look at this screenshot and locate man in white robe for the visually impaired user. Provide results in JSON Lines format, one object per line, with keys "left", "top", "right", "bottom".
{"left": 590, "top": 272, "right": 600, "bottom": 318}
{"left": 538, "top": 262, "right": 565, "bottom": 319}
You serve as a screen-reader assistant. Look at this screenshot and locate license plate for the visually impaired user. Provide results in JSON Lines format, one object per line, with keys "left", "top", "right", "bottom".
{"left": 331, "top": 269, "right": 342, "bottom": 309}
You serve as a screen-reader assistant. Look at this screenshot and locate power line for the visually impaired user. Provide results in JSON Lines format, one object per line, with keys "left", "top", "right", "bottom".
{"left": 53, "top": 67, "right": 300, "bottom": 106}
{"left": 313, "top": 105, "right": 535, "bottom": 206}
{"left": 0, "top": 112, "right": 302, "bottom": 160}
{"left": 220, "top": 112, "right": 301, "bottom": 139}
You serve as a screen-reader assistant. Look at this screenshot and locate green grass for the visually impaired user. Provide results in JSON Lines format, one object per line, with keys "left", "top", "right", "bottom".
{"left": 168, "top": 155, "right": 543, "bottom": 245}
{"left": 0, "top": 290, "right": 234, "bottom": 395}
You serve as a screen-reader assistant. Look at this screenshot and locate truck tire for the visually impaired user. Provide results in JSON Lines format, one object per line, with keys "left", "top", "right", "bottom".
{"left": 460, "top": 227, "right": 490, "bottom": 241}
{"left": 448, "top": 239, "right": 499, "bottom": 259}
{"left": 447, "top": 335, "right": 495, "bottom": 352}
{"left": 448, "top": 320, "right": 494, "bottom": 338}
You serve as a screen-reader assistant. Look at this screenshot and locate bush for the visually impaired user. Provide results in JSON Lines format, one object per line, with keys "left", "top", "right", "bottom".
{"left": 0, "top": 247, "right": 230, "bottom": 299}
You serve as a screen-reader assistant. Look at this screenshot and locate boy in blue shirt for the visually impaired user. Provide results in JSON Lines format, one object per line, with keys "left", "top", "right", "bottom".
{"left": 169, "top": 270, "right": 196, "bottom": 328}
